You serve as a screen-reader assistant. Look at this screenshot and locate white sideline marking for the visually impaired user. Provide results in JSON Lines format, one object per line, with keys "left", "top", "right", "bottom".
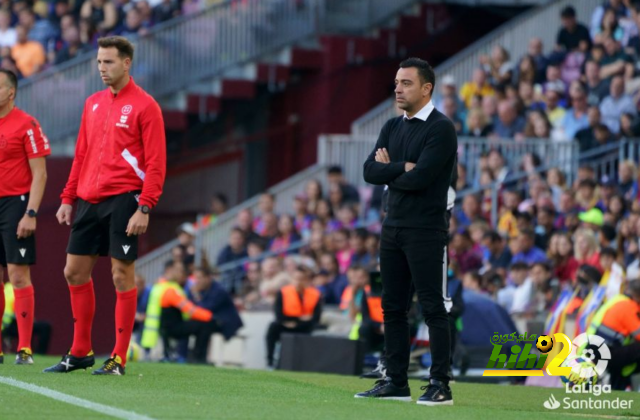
{"left": 0, "top": 376, "right": 156, "bottom": 420}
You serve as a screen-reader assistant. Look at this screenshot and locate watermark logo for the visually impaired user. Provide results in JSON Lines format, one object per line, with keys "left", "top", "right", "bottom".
{"left": 543, "top": 394, "right": 560, "bottom": 410}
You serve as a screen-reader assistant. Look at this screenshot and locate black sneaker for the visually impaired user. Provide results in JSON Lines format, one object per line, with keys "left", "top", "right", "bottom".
{"left": 15, "top": 348, "right": 34, "bottom": 365}
{"left": 354, "top": 378, "right": 412, "bottom": 401}
{"left": 92, "top": 355, "right": 125, "bottom": 376}
{"left": 43, "top": 351, "right": 95, "bottom": 373}
{"left": 360, "top": 359, "right": 387, "bottom": 379}
{"left": 417, "top": 379, "right": 453, "bottom": 406}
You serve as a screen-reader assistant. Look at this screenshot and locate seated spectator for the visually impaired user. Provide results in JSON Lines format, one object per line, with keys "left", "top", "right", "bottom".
{"left": 459, "top": 67, "right": 495, "bottom": 109}
{"left": 318, "top": 252, "right": 348, "bottom": 304}
{"left": 548, "top": 231, "right": 578, "bottom": 283}
{"left": 270, "top": 214, "right": 302, "bottom": 256}
{"left": 574, "top": 228, "right": 603, "bottom": 272}
{"left": 523, "top": 109, "right": 551, "bottom": 139}
{"left": 187, "top": 267, "right": 243, "bottom": 341}
{"left": 442, "top": 94, "right": 464, "bottom": 134}
{"left": 315, "top": 199, "right": 340, "bottom": 233}
{"left": 480, "top": 45, "right": 513, "bottom": 88}
{"left": 544, "top": 87, "right": 567, "bottom": 129}
{"left": 546, "top": 167, "right": 568, "bottom": 209}
{"left": 54, "top": 25, "right": 90, "bottom": 65}
{"left": 305, "top": 179, "right": 323, "bottom": 215}
{"left": 293, "top": 194, "right": 313, "bottom": 240}
{"left": 600, "top": 75, "right": 636, "bottom": 134}
{"left": 18, "top": 8, "right": 58, "bottom": 50}
{"left": 217, "top": 227, "right": 248, "bottom": 292}
{"left": 259, "top": 257, "right": 290, "bottom": 305}
{"left": 455, "top": 194, "right": 483, "bottom": 229}
{"left": 529, "top": 262, "right": 560, "bottom": 314}
{"left": 497, "top": 262, "right": 529, "bottom": 312}
{"left": 482, "top": 94, "right": 498, "bottom": 126}
{"left": 0, "top": 10, "right": 16, "bottom": 47}
{"left": 462, "top": 271, "right": 484, "bottom": 293}
{"left": 350, "top": 228, "right": 372, "bottom": 269}
{"left": 593, "top": 7, "right": 625, "bottom": 45}
{"left": 238, "top": 261, "right": 261, "bottom": 309}
{"left": 481, "top": 230, "right": 513, "bottom": 275}
{"left": 259, "top": 213, "right": 278, "bottom": 243}
{"left": 327, "top": 165, "right": 359, "bottom": 205}
{"left": 153, "top": 0, "right": 181, "bottom": 23}
{"left": 584, "top": 60, "right": 610, "bottom": 106}
{"left": 336, "top": 204, "right": 358, "bottom": 230}
{"left": 434, "top": 73, "right": 461, "bottom": 110}
{"left": 544, "top": 64, "right": 566, "bottom": 95}
{"left": 515, "top": 55, "right": 537, "bottom": 85}
{"left": 517, "top": 80, "right": 544, "bottom": 111}
{"left": 11, "top": 25, "right": 45, "bottom": 77}
{"left": 559, "top": 83, "right": 589, "bottom": 139}
{"left": 526, "top": 37, "right": 548, "bottom": 83}
{"left": 79, "top": 17, "right": 98, "bottom": 47}
{"left": 600, "top": 37, "right": 634, "bottom": 81}
{"left": 141, "top": 261, "right": 215, "bottom": 363}
{"left": 512, "top": 228, "right": 548, "bottom": 265}
{"left": 618, "top": 160, "right": 638, "bottom": 201}
{"left": 490, "top": 99, "right": 525, "bottom": 139}
{"left": 575, "top": 106, "right": 602, "bottom": 150}
{"left": 253, "top": 193, "right": 276, "bottom": 236}
{"left": 498, "top": 190, "right": 522, "bottom": 239}
{"left": 465, "top": 107, "right": 492, "bottom": 137}
{"left": 80, "top": 0, "right": 118, "bottom": 35}
{"left": 235, "top": 208, "right": 259, "bottom": 243}
{"left": 266, "top": 265, "right": 322, "bottom": 368}
{"left": 114, "top": 7, "right": 146, "bottom": 37}
{"left": 535, "top": 206, "right": 557, "bottom": 250}
{"left": 449, "top": 230, "right": 482, "bottom": 273}
{"left": 556, "top": 5, "right": 591, "bottom": 53}
{"left": 575, "top": 178, "right": 600, "bottom": 211}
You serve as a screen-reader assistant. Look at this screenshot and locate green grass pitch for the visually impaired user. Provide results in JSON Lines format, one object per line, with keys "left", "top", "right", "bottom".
{"left": 0, "top": 356, "right": 638, "bottom": 419}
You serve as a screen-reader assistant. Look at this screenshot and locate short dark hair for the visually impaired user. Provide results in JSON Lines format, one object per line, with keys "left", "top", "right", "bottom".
{"left": 519, "top": 228, "right": 536, "bottom": 240}
{"left": 578, "top": 179, "right": 597, "bottom": 189}
{"left": 532, "top": 261, "right": 551, "bottom": 272}
{"left": 0, "top": 69, "right": 17, "bottom": 97}
{"left": 97, "top": 36, "right": 134, "bottom": 60}
{"left": 600, "top": 224, "right": 616, "bottom": 242}
{"left": 483, "top": 230, "right": 503, "bottom": 243}
{"left": 561, "top": 6, "right": 576, "bottom": 18}
{"left": 327, "top": 165, "right": 343, "bottom": 175}
{"left": 194, "top": 266, "right": 212, "bottom": 277}
{"left": 399, "top": 57, "right": 435, "bottom": 88}
{"left": 295, "top": 265, "right": 314, "bottom": 279}
{"left": 510, "top": 262, "right": 530, "bottom": 271}
{"left": 600, "top": 247, "right": 617, "bottom": 258}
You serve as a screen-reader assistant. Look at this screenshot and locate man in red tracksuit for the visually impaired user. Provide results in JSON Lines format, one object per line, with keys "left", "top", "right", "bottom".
{"left": 44, "top": 36, "right": 166, "bottom": 375}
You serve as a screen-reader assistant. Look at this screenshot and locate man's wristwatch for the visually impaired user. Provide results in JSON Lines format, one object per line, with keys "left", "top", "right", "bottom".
{"left": 25, "top": 209, "right": 38, "bottom": 218}
{"left": 138, "top": 205, "right": 151, "bottom": 214}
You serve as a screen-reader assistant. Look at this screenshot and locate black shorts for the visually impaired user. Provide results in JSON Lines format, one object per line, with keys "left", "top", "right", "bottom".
{"left": 0, "top": 194, "right": 36, "bottom": 267}
{"left": 67, "top": 192, "right": 140, "bottom": 261}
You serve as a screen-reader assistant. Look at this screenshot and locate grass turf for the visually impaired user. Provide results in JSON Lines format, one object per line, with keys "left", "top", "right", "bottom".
{"left": 0, "top": 356, "right": 638, "bottom": 420}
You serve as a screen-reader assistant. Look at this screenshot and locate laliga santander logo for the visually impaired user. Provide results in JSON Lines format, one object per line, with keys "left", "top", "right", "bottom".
{"left": 570, "top": 333, "right": 611, "bottom": 379}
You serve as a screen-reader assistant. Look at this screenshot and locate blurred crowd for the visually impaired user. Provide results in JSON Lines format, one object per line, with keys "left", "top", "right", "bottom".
{"left": 0, "top": 0, "right": 252, "bottom": 78}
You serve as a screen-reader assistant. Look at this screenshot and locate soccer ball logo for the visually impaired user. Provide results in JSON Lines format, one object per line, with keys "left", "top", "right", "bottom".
{"left": 536, "top": 335, "right": 554, "bottom": 353}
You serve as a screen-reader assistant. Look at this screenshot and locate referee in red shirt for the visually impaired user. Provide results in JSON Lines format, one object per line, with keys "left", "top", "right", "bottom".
{"left": 44, "top": 37, "right": 166, "bottom": 375}
{"left": 0, "top": 69, "right": 50, "bottom": 365}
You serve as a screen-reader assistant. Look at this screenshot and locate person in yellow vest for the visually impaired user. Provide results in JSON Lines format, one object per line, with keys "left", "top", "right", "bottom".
{"left": 266, "top": 265, "right": 322, "bottom": 368}
{"left": 140, "top": 261, "right": 216, "bottom": 363}
{"left": 587, "top": 279, "right": 640, "bottom": 390}
{"left": 341, "top": 267, "right": 384, "bottom": 354}
{"left": 2, "top": 281, "right": 52, "bottom": 359}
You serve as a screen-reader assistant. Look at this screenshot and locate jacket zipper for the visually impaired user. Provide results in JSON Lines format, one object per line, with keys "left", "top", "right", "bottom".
{"left": 96, "top": 97, "right": 113, "bottom": 193}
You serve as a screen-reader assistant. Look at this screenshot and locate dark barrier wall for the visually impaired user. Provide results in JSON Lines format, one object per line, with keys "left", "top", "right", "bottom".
{"left": 29, "top": 157, "right": 116, "bottom": 355}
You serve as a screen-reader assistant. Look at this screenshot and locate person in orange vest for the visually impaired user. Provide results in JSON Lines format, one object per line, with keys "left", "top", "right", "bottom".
{"left": 587, "top": 279, "right": 640, "bottom": 390}
{"left": 266, "top": 265, "right": 322, "bottom": 368}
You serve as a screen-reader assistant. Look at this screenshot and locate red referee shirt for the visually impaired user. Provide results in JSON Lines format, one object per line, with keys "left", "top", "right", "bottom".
{"left": 61, "top": 77, "right": 166, "bottom": 208}
{"left": 0, "top": 107, "right": 51, "bottom": 198}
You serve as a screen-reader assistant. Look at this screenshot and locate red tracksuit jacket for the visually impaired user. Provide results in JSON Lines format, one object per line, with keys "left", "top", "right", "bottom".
{"left": 61, "top": 77, "right": 166, "bottom": 208}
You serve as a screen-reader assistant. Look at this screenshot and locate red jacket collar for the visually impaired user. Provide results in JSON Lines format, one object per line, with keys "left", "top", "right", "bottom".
{"left": 109, "top": 76, "right": 136, "bottom": 99}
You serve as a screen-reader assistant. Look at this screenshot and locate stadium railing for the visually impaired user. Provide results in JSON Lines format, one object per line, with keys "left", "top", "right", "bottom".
{"left": 350, "top": 0, "right": 601, "bottom": 136}
{"left": 318, "top": 134, "right": 580, "bottom": 188}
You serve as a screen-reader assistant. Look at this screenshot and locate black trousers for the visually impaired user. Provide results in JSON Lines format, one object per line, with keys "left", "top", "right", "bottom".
{"left": 3, "top": 320, "right": 52, "bottom": 354}
{"left": 161, "top": 320, "right": 217, "bottom": 363}
{"left": 608, "top": 341, "right": 640, "bottom": 391}
{"left": 380, "top": 226, "right": 450, "bottom": 386}
{"left": 266, "top": 322, "right": 313, "bottom": 366}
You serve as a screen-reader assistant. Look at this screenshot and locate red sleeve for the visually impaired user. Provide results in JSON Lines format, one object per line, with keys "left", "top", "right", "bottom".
{"left": 60, "top": 102, "right": 89, "bottom": 205}
{"left": 138, "top": 101, "right": 166, "bottom": 208}
{"left": 22, "top": 118, "right": 51, "bottom": 159}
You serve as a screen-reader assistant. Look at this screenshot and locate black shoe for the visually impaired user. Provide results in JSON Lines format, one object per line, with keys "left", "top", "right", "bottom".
{"left": 417, "top": 379, "right": 453, "bottom": 406}
{"left": 43, "top": 351, "right": 95, "bottom": 373}
{"left": 354, "top": 378, "right": 412, "bottom": 401}
{"left": 15, "top": 348, "right": 34, "bottom": 365}
{"left": 92, "top": 355, "right": 125, "bottom": 376}
{"left": 360, "top": 359, "right": 387, "bottom": 379}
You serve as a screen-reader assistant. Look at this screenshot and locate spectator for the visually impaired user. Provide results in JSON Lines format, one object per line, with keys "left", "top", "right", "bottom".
{"left": 497, "top": 189, "right": 522, "bottom": 239}
{"left": 455, "top": 194, "right": 483, "bottom": 229}
{"left": 618, "top": 112, "right": 640, "bottom": 138}
{"left": 259, "top": 257, "right": 290, "bottom": 305}
{"left": 80, "top": 0, "right": 118, "bottom": 34}
{"left": 575, "top": 106, "right": 603, "bottom": 151}
{"left": 526, "top": 37, "right": 548, "bottom": 83}
{"left": 259, "top": 213, "right": 278, "bottom": 243}
{"left": 481, "top": 45, "right": 513, "bottom": 88}
{"left": 618, "top": 160, "right": 638, "bottom": 201}
{"left": 11, "top": 25, "right": 45, "bottom": 77}
{"left": 442, "top": 94, "right": 464, "bottom": 134}
{"left": 556, "top": 5, "right": 591, "bottom": 53}
{"left": 590, "top": 0, "right": 630, "bottom": 39}
{"left": 575, "top": 178, "right": 600, "bottom": 211}
{"left": 481, "top": 230, "right": 513, "bottom": 274}
{"left": 512, "top": 228, "right": 548, "bottom": 265}
{"left": 18, "top": 8, "right": 58, "bottom": 49}
{"left": 549, "top": 232, "right": 579, "bottom": 283}
{"left": 593, "top": 7, "right": 625, "bottom": 44}
{"left": 535, "top": 206, "right": 557, "bottom": 250}
{"left": 315, "top": 199, "right": 340, "bottom": 233}
{"left": 318, "top": 252, "right": 348, "bottom": 305}
{"left": 305, "top": 179, "right": 323, "bottom": 215}
{"left": 350, "top": 228, "right": 372, "bottom": 268}
{"left": 491, "top": 99, "right": 525, "bottom": 138}
{"left": 153, "top": 0, "right": 181, "bottom": 23}
{"left": 544, "top": 87, "right": 567, "bottom": 129}
{"left": 515, "top": 55, "right": 537, "bottom": 85}
{"left": 235, "top": 208, "right": 259, "bottom": 243}
{"left": 449, "top": 230, "right": 482, "bottom": 273}
{"left": 459, "top": 67, "right": 495, "bottom": 108}
{"left": 560, "top": 83, "right": 589, "bottom": 139}
{"left": 584, "top": 60, "right": 611, "bottom": 106}
{"left": 530, "top": 262, "right": 559, "bottom": 314}
{"left": 434, "top": 74, "right": 461, "bottom": 110}
{"left": 0, "top": 9, "right": 16, "bottom": 47}
{"left": 600, "top": 75, "right": 636, "bottom": 133}
{"left": 270, "top": 214, "right": 301, "bottom": 255}
{"left": 217, "top": 227, "right": 248, "bottom": 291}
{"left": 54, "top": 25, "right": 90, "bottom": 65}
{"left": 253, "top": 193, "right": 276, "bottom": 236}
{"left": 574, "top": 228, "right": 603, "bottom": 271}
{"left": 327, "top": 165, "right": 359, "bottom": 204}
{"left": 544, "top": 63, "right": 566, "bottom": 94}
{"left": 115, "top": 6, "right": 145, "bottom": 36}
{"left": 333, "top": 228, "right": 352, "bottom": 274}
{"left": 600, "top": 37, "right": 634, "bottom": 81}
{"left": 496, "top": 262, "right": 528, "bottom": 312}
{"left": 293, "top": 194, "right": 313, "bottom": 240}
{"left": 465, "top": 107, "right": 492, "bottom": 137}
{"left": 79, "top": 17, "right": 98, "bottom": 46}
{"left": 482, "top": 94, "right": 498, "bottom": 125}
